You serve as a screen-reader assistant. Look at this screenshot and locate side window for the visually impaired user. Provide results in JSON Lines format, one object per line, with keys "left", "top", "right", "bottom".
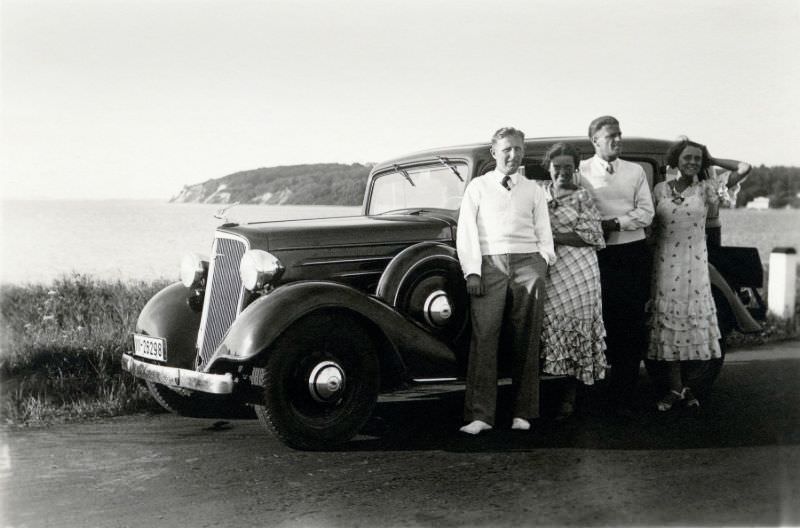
{"left": 479, "top": 159, "right": 550, "bottom": 181}
{"left": 626, "top": 160, "right": 656, "bottom": 190}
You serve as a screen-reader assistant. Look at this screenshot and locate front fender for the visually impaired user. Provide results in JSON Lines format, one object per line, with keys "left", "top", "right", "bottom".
{"left": 206, "top": 281, "right": 458, "bottom": 378}
{"left": 136, "top": 282, "right": 201, "bottom": 370}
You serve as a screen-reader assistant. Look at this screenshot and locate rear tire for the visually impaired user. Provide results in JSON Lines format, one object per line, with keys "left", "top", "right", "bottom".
{"left": 377, "top": 243, "right": 468, "bottom": 347}
{"left": 254, "top": 311, "right": 380, "bottom": 450}
{"left": 685, "top": 290, "right": 732, "bottom": 399}
{"left": 645, "top": 288, "right": 731, "bottom": 399}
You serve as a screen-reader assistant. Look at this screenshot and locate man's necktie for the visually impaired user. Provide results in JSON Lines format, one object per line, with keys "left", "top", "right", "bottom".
{"left": 501, "top": 175, "right": 512, "bottom": 190}
{"left": 606, "top": 163, "right": 614, "bottom": 174}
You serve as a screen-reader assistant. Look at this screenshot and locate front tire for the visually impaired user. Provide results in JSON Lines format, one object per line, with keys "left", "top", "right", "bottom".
{"left": 255, "top": 311, "right": 380, "bottom": 450}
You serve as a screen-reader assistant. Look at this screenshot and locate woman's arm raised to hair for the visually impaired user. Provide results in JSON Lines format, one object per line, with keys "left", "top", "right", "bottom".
{"left": 710, "top": 156, "right": 752, "bottom": 187}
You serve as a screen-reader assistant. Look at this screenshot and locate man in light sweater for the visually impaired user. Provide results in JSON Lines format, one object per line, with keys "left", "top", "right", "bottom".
{"left": 579, "top": 115, "right": 654, "bottom": 417}
{"left": 456, "top": 127, "right": 555, "bottom": 435}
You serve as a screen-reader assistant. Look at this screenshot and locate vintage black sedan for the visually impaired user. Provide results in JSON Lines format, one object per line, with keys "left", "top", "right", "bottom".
{"left": 123, "top": 136, "right": 765, "bottom": 449}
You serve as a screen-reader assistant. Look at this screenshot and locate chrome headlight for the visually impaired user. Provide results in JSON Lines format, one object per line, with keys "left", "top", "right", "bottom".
{"left": 240, "top": 249, "right": 284, "bottom": 291}
{"left": 180, "top": 253, "right": 208, "bottom": 288}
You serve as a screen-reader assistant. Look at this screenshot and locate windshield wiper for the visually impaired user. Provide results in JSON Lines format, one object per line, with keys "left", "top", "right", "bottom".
{"left": 393, "top": 164, "right": 415, "bottom": 187}
{"left": 437, "top": 156, "right": 464, "bottom": 182}
{"left": 379, "top": 208, "right": 425, "bottom": 216}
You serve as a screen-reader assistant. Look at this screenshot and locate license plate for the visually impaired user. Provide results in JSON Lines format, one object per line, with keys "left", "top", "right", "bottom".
{"left": 133, "top": 334, "right": 167, "bottom": 362}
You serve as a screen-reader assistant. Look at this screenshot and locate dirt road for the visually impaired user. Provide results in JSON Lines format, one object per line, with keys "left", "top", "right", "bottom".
{"left": 3, "top": 341, "right": 800, "bottom": 527}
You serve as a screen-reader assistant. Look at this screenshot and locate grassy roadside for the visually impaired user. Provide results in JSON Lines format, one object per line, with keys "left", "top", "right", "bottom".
{"left": 1, "top": 274, "right": 798, "bottom": 427}
{"left": 727, "top": 264, "right": 800, "bottom": 348}
{"left": 0, "top": 275, "right": 170, "bottom": 425}
{"left": 728, "top": 314, "right": 799, "bottom": 348}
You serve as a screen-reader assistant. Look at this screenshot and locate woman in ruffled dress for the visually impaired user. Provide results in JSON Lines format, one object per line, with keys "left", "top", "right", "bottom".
{"left": 648, "top": 138, "right": 748, "bottom": 411}
{"left": 540, "top": 142, "right": 607, "bottom": 419}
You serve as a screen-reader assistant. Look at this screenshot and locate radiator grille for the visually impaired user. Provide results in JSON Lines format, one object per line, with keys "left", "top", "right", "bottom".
{"left": 197, "top": 235, "right": 248, "bottom": 368}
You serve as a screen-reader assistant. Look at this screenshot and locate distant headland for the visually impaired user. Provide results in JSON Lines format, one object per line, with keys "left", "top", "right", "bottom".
{"left": 169, "top": 163, "right": 372, "bottom": 206}
{"left": 170, "top": 162, "right": 800, "bottom": 209}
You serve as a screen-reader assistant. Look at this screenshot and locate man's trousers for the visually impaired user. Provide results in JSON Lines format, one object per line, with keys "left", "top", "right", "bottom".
{"left": 463, "top": 252, "right": 547, "bottom": 425}
{"left": 596, "top": 239, "right": 652, "bottom": 408}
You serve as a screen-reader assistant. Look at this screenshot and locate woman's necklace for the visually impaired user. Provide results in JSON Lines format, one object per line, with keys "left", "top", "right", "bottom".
{"left": 668, "top": 178, "right": 692, "bottom": 204}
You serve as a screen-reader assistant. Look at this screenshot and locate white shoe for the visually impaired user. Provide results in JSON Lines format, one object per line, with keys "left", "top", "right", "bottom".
{"left": 511, "top": 417, "right": 530, "bottom": 430}
{"left": 459, "top": 420, "right": 492, "bottom": 435}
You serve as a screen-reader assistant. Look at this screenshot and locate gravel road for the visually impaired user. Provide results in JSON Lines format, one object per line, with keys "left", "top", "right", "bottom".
{"left": 2, "top": 341, "right": 799, "bottom": 527}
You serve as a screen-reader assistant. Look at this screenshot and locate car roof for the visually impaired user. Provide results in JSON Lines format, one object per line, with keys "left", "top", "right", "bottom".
{"left": 372, "top": 136, "right": 674, "bottom": 173}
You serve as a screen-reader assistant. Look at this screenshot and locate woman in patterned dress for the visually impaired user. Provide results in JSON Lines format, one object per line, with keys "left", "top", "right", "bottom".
{"left": 648, "top": 138, "right": 745, "bottom": 411}
{"left": 540, "top": 143, "right": 607, "bottom": 419}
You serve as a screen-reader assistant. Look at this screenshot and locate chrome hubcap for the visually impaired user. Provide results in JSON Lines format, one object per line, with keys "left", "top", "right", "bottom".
{"left": 423, "top": 289, "right": 453, "bottom": 327}
{"left": 308, "top": 361, "right": 345, "bottom": 403}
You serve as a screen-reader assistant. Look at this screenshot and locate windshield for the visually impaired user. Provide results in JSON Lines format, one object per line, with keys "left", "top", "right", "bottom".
{"left": 367, "top": 163, "right": 467, "bottom": 215}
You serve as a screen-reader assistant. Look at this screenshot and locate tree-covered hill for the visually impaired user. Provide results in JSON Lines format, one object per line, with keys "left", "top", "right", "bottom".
{"left": 737, "top": 165, "right": 800, "bottom": 208}
{"left": 170, "top": 161, "right": 799, "bottom": 208}
{"left": 170, "top": 163, "right": 372, "bottom": 206}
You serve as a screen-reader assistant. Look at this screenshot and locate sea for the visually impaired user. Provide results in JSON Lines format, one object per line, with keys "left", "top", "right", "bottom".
{"left": 1, "top": 199, "right": 798, "bottom": 285}
{"left": 0, "top": 200, "right": 360, "bottom": 285}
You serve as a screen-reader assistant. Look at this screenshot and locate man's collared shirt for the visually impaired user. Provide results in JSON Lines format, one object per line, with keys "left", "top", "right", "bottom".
{"left": 456, "top": 169, "right": 555, "bottom": 278}
{"left": 579, "top": 155, "right": 654, "bottom": 245}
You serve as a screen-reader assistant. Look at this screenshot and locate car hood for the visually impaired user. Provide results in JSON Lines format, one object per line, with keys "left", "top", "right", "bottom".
{"left": 218, "top": 213, "right": 456, "bottom": 251}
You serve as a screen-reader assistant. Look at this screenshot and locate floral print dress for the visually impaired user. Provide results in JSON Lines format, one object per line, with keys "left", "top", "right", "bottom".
{"left": 647, "top": 178, "right": 723, "bottom": 361}
{"left": 540, "top": 185, "right": 608, "bottom": 384}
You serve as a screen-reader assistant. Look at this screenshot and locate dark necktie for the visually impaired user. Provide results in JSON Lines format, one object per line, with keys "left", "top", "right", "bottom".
{"left": 606, "top": 162, "right": 614, "bottom": 174}
{"left": 501, "top": 175, "right": 512, "bottom": 190}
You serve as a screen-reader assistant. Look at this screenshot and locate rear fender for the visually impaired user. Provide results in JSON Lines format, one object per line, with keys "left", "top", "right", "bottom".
{"left": 376, "top": 241, "right": 469, "bottom": 368}
{"left": 136, "top": 282, "right": 202, "bottom": 370}
{"left": 376, "top": 241, "right": 459, "bottom": 304}
{"left": 709, "top": 264, "right": 761, "bottom": 333}
{"left": 206, "top": 281, "right": 458, "bottom": 381}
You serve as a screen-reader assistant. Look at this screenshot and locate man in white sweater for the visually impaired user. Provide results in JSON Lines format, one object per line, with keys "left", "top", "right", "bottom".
{"left": 579, "top": 115, "right": 654, "bottom": 417}
{"left": 456, "top": 127, "right": 555, "bottom": 434}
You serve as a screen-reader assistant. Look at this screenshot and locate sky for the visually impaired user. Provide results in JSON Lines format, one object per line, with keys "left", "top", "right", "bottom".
{"left": 2, "top": 0, "right": 799, "bottom": 201}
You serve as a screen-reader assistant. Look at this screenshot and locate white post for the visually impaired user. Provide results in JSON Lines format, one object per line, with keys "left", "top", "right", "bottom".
{"left": 768, "top": 247, "right": 797, "bottom": 320}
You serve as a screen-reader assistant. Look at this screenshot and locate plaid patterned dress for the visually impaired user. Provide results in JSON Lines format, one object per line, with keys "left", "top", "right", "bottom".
{"left": 540, "top": 185, "right": 608, "bottom": 384}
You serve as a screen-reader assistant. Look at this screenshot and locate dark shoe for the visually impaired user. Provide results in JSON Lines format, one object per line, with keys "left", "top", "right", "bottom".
{"left": 555, "top": 401, "right": 575, "bottom": 421}
{"left": 681, "top": 387, "right": 700, "bottom": 408}
{"left": 657, "top": 390, "right": 684, "bottom": 412}
{"left": 613, "top": 405, "right": 637, "bottom": 420}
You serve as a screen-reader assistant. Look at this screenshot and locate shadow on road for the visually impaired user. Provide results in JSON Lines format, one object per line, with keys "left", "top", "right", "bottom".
{"left": 341, "top": 355, "right": 800, "bottom": 453}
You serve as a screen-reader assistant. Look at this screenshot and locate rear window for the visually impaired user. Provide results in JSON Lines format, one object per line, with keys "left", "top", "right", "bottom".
{"left": 626, "top": 159, "right": 656, "bottom": 189}
{"left": 480, "top": 157, "right": 657, "bottom": 189}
